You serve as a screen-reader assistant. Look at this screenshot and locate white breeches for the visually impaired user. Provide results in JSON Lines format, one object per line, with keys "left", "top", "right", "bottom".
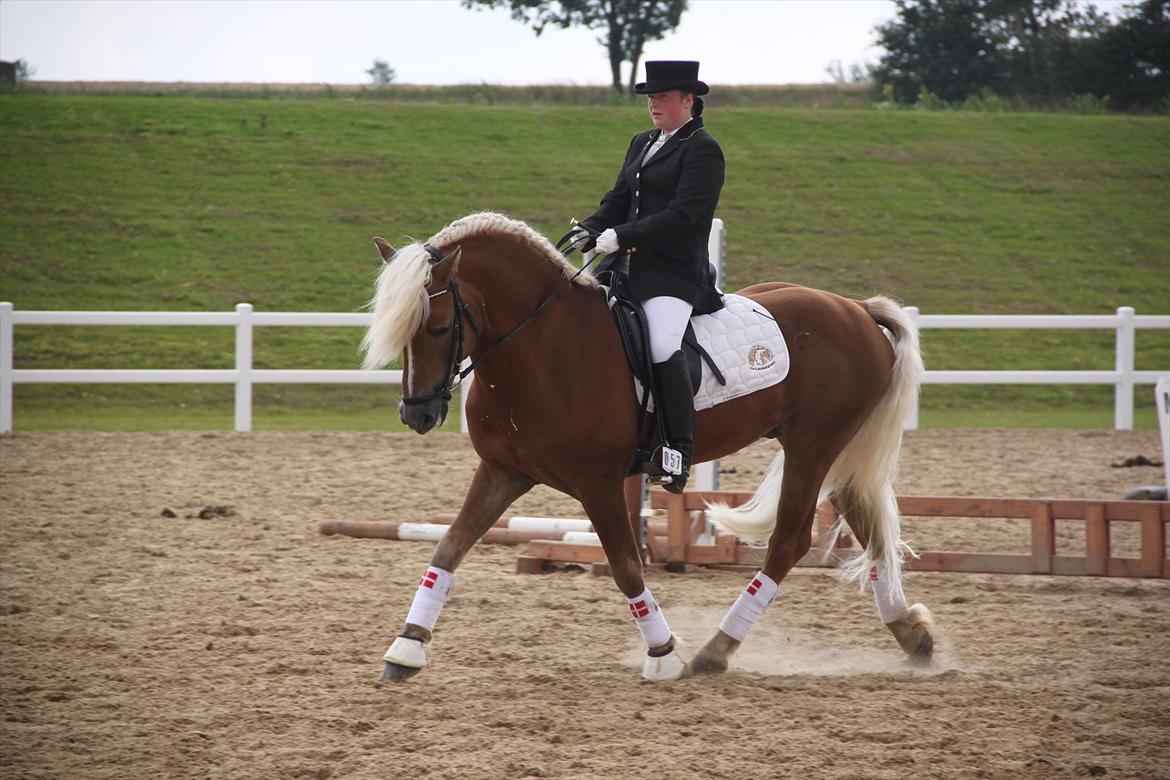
{"left": 643, "top": 295, "right": 694, "bottom": 363}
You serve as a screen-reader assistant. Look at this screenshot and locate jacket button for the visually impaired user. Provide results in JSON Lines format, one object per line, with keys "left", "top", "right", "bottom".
{"left": 635, "top": 172, "right": 640, "bottom": 179}
{"left": 634, "top": 207, "right": 639, "bottom": 215}
{"left": 635, "top": 190, "right": 639, "bottom": 196}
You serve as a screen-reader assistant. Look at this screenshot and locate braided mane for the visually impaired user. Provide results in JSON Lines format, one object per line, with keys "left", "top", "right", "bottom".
{"left": 361, "top": 212, "right": 597, "bottom": 369}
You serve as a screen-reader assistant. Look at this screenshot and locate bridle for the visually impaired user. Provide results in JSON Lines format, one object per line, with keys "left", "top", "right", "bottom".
{"left": 398, "top": 229, "right": 601, "bottom": 409}
{"left": 399, "top": 243, "right": 480, "bottom": 409}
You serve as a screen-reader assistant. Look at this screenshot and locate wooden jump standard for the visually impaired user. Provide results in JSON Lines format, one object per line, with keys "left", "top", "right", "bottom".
{"left": 516, "top": 492, "right": 1170, "bottom": 579}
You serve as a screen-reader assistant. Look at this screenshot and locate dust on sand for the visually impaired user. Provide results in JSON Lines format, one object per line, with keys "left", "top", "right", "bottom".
{"left": 1, "top": 429, "right": 1167, "bottom": 780}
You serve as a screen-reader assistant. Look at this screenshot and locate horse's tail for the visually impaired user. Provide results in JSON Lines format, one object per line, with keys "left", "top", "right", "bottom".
{"left": 704, "top": 448, "right": 787, "bottom": 544}
{"left": 819, "top": 296, "right": 922, "bottom": 591}
{"left": 706, "top": 295, "right": 922, "bottom": 592}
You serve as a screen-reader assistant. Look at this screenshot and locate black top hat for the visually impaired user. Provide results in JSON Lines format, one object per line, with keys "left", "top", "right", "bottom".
{"left": 634, "top": 60, "right": 710, "bottom": 96}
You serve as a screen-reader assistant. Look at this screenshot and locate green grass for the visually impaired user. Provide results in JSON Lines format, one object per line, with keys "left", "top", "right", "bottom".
{"left": 0, "top": 93, "right": 1166, "bottom": 431}
{"left": 20, "top": 81, "right": 879, "bottom": 109}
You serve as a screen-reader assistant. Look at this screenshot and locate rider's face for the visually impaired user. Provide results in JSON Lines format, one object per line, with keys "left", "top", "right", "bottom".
{"left": 647, "top": 90, "right": 693, "bottom": 132}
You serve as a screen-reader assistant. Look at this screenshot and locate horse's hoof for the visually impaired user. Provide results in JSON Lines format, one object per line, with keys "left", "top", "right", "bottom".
{"left": 908, "top": 627, "right": 934, "bottom": 666}
{"left": 686, "top": 651, "right": 728, "bottom": 676}
{"left": 380, "top": 661, "right": 422, "bottom": 682}
{"left": 642, "top": 648, "right": 685, "bottom": 681}
{"left": 886, "top": 603, "right": 935, "bottom": 666}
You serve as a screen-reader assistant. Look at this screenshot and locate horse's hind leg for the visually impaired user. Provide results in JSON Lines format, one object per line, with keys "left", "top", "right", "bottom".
{"left": 381, "top": 459, "right": 533, "bottom": 682}
{"left": 580, "top": 483, "right": 685, "bottom": 682}
{"left": 690, "top": 455, "right": 828, "bottom": 675}
{"left": 831, "top": 483, "right": 934, "bottom": 665}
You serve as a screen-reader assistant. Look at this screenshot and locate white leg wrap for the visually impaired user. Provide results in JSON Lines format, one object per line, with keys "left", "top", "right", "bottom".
{"left": 627, "top": 587, "right": 672, "bottom": 648}
{"left": 404, "top": 566, "right": 455, "bottom": 632}
{"left": 718, "top": 571, "right": 780, "bottom": 642}
{"left": 870, "top": 564, "right": 908, "bottom": 624}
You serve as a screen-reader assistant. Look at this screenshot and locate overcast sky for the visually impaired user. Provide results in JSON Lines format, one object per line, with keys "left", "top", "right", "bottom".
{"left": 0, "top": 0, "right": 1134, "bottom": 87}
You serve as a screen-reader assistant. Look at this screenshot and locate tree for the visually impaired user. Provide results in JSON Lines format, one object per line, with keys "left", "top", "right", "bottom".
{"left": 1085, "top": 0, "right": 1170, "bottom": 110}
{"left": 872, "top": 0, "right": 1009, "bottom": 104}
{"left": 366, "top": 60, "right": 396, "bottom": 85}
{"left": 824, "top": 59, "right": 871, "bottom": 84}
{"left": 872, "top": 0, "right": 1170, "bottom": 110}
{"left": 463, "top": 0, "right": 687, "bottom": 95}
{"left": 983, "top": 0, "right": 1100, "bottom": 99}
{"left": 15, "top": 59, "right": 35, "bottom": 83}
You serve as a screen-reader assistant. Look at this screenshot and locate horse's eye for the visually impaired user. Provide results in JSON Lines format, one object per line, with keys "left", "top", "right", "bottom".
{"left": 427, "top": 325, "right": 451, "bottom": 337}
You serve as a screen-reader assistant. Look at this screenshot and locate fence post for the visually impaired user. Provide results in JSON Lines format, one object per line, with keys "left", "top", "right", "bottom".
{"left": 1156, "top": 376, "right": 1170, "bottom": 494}
{"left": 705, "top": 220, "right": 725, "bottom": 487}
{"left": 459, "top": 364, "right": 472, "bottom": 434}
{"left": 904, "top": 306, "right": 920, "bottom": 430}
{"left": 235, "top": 303, "right": 253, "bottom": 432}
{"left": 1114, "top": 306, "right": 1135, "bottom": 430}
{"left": 708, "top": 218, "right": 725, "bottom": 289}
{"left": 0, "top": 302, "right": 13, "bottom": 434}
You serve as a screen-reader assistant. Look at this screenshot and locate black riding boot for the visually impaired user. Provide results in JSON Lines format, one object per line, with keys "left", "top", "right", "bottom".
{"left": 650, "top": 349, "right": 694, "bottom": 494}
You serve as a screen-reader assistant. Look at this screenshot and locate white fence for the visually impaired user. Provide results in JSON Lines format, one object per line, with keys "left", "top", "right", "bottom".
{"left": 903, "top": 307, "right": 1169, "bottom": 429}
{"left": 1, "top": 301, "right": 1166, "bottom": 434}
{"left": 0, "top": 303, "right": 403, "bottom": 434}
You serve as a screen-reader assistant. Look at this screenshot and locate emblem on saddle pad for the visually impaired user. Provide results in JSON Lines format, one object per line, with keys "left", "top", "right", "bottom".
{"left": 747, "top": 345, "right": 775, "bottom": 371}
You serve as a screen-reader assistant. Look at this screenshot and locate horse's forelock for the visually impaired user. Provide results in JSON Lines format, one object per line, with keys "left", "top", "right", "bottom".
{"left": 360, "top": 243, "right": 433, "bottom": 370}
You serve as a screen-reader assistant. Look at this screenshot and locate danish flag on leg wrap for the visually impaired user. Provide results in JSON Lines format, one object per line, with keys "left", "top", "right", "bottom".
{"left": 627, "top": 587, "right": 672, "bottom": 648}
{"left": 719, "top": 570, "right": 780, "bottom": 642}
{"left": 404, "top": 566, "right": 455, "bottom": 631}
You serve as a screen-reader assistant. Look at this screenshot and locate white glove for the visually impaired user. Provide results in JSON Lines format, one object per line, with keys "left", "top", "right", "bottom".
{"left": 568, "top": 226, "right": 593, "bottom": 251}
{"left": 595, "top": 228, "right": 620, "bottom": 255}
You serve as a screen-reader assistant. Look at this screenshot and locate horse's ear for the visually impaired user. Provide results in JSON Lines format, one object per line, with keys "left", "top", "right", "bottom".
{"left": 445, "top": 245, "right": 462, "bottom": 271}
{"left": 429, "top": 245, "right": 462, "bottom": 285}
{"left": 372, "top": 236, "right": 396, "bottom": 264}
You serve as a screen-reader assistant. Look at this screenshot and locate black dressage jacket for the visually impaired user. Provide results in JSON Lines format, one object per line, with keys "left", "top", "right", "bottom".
{"left": 581, "top": 116, "right": 725, "bottom": 310}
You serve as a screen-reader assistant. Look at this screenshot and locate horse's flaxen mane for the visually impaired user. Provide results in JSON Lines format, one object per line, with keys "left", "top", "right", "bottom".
{"left": 430, "top": 212, "right": 597, "bottom": 284}
{"left": 361, "top": 212, "right": 596, "bottom": 370}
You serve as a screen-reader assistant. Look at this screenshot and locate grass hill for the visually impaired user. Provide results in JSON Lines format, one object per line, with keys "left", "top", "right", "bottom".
{"left": 0, "top": 93, "right": 1166, "bottom": 431}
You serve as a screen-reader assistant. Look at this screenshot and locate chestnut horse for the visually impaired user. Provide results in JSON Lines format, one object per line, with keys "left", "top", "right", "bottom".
{"left": 361, "top": 212, "right": 935, "bottom": 682}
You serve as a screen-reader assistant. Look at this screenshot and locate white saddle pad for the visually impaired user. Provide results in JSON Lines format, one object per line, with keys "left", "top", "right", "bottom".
{"left": 638, "top": 293, "right": 790, "bottom": 412}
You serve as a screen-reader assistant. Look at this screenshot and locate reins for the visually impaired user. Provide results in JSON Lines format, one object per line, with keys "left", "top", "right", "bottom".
{"left": 399, "top": 227, "right": 601, "bottom": 407}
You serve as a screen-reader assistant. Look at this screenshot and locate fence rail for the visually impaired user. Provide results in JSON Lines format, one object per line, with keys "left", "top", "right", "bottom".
{"left": 1, "top": 301, "right": 1167, "bottom": 433}
{"left": 903, "top": 306, "right": 1169, "bottom": 429}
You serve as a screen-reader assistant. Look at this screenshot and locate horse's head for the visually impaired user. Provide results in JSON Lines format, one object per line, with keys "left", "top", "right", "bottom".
{"left": 362, "top": 237, "right": 476, "bottom": 435}
{"left": 362, "top": 212, "right": 600, "bottom": 435}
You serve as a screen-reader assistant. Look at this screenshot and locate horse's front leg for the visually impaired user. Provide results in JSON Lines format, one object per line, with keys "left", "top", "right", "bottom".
{"left": 381, "top": 459, "right": 533, "bottom": 682}
{"left": 581, "top": 483, "right": 685, "bottom": 682}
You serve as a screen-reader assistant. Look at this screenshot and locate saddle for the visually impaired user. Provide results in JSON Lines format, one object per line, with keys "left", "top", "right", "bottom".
{"left": 595, "top": 254, "right": 727, "bottom": 474}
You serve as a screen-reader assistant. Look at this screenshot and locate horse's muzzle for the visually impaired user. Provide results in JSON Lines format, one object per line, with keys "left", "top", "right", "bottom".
{"left": 399, "top": 398, "right": 448, "bottom": 434}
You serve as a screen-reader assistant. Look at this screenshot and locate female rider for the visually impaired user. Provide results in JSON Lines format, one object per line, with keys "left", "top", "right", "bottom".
{"left": 571, "top": 60, "right": 725, "bottom": 493}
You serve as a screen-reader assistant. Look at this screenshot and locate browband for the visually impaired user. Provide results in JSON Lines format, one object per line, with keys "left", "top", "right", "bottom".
{"left": 422, "top": 243, "right": 444, "bottom": 263}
